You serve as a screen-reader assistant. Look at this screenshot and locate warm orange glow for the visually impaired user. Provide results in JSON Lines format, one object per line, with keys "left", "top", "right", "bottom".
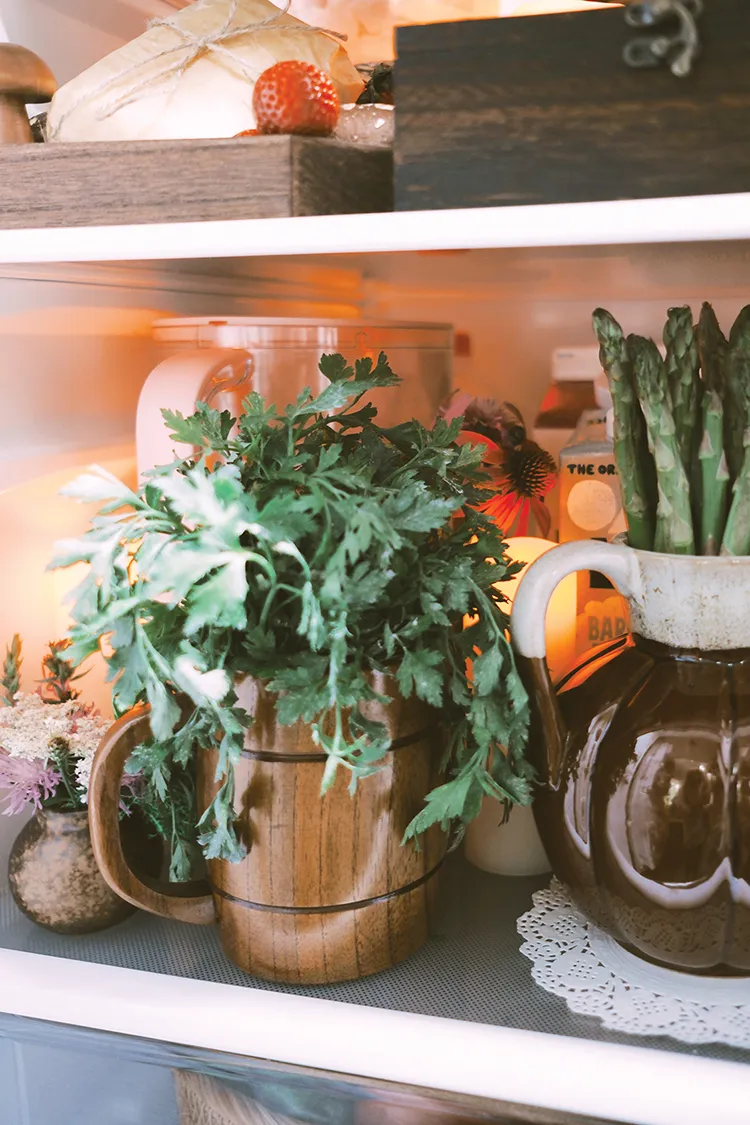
{"left": 0, "top": 449, "right": 136, "bottom": 716}
{"left": 293, "top": 0, "right": 503, "bottom": 63}
{"left": 499, "top": 537, "right": 577, "bottom": 679}
{"left": 508, "top": 1, "right": 617, "bottom": 12}
{"left": 463, "top": 536, "right": 576, "bottom": 679}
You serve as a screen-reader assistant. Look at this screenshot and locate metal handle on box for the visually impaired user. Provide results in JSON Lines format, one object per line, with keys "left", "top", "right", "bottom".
{"left": 622, "top": 0, "right": 703, "bottom": 77}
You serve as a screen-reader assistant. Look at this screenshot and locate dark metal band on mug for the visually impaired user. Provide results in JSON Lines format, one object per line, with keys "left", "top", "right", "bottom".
{"left": 240, "top": 725, "right": 437, "bottom": 764}
{"left": 209, "top": 860, "right": 444, "bottom": 916}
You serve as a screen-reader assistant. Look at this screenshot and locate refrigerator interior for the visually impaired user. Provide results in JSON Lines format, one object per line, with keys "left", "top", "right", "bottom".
{"left": 2, "top": 239, "right": 749, "bottom": 752}
{"left": 1, "top": 239, "right": 750, "bottom": 1122}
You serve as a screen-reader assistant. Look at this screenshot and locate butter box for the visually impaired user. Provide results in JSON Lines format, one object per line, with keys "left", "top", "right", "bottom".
{"left": 559, "top": 409, "right": 629, "bottom": 656}
{"left": 559, "top": 410, "right": 625, "bottom": 542}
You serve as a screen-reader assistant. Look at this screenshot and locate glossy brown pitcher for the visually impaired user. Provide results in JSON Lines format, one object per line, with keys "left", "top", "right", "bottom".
{"left": 511, "top": 539, "right": 750, "bottom": 975}
{"left": 88, "top": 676, "right": 446, "bottom": 984}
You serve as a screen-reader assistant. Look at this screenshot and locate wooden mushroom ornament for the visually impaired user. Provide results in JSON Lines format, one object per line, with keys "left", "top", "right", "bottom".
{"left": 0, "top": 45, "right": 56, "bottom": 143}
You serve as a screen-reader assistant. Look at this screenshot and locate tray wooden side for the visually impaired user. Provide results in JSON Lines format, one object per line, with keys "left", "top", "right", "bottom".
{"left": 394, "top": 0, "right": 750, "bottom": 211}
{"left": 0, "top": 135, "right": 393, "bottom": 229}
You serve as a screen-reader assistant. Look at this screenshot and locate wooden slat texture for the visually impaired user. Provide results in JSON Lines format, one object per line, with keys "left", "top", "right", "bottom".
{"left": 0, "top": 135, "right": 393, "bottom": 229}
{"left": 394, "top": 0, "right": 750, "bottom": 211}
{"left": 200, "top": 677, "right": 446, "bottom": 984}
{"left": 90, "top": 681, "right": 445, "bottom": 984}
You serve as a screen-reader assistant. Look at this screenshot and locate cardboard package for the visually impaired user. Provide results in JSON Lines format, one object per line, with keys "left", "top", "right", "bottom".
{"left": 559, "top": 409, "right": 630, "bottom": 658}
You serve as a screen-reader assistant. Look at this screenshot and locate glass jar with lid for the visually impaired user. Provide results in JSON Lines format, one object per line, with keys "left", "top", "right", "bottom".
{"left": 138, "top": 316, "right": 453, "bottom": 475}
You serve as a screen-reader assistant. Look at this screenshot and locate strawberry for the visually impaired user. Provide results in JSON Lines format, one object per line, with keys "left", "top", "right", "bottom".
{"left": 252, "top": 61, "right": 339, "bottom": 137}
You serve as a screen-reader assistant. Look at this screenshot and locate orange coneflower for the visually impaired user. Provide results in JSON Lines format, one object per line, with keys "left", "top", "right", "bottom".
{"left": 441, "top": 392, "right": 557, "bottom": 538}
{"left": 480, "top": 438, "right": 557, "bottom": 537}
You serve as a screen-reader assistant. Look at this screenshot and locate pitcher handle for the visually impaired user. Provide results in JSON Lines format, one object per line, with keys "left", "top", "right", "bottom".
{"left": 89, "top": 704, "right": 215, "bottom": 925}
{"left": 511, "top": 540, "right": 641, "bottom": 788}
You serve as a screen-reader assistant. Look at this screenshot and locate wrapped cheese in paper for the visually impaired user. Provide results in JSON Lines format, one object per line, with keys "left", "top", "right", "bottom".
{"left": 48, "top": 0, "right": 364, "bottom": 143}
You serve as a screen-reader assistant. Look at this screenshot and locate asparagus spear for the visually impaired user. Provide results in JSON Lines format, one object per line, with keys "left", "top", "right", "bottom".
{"left": 664, "top": 306, "right": 700, "bottom": 476}
{"left": 721, "top": 432, "right": 750, "bottom": 555}
{"left": 725, "top": 306, "right": 750, "bottom": 484}
{"left": 696, "top": 303, "right": 730, "bottom": 555}
{"left": 592, "top": 309, "right": 657, "bottom": 551}
{"left": 722, "top": 309, "right": 750, "bottom": 556}
{"left": 628, "top": 334, "right": 695, "bottom": 555}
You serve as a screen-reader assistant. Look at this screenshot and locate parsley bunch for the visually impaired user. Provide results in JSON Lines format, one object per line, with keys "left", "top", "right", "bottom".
{"left": 53, "top": 353, "right": 532, "bottom": 879}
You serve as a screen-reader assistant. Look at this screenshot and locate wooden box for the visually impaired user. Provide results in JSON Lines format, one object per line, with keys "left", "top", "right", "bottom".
{"left": 394, "top": 0, "right": 750, "bottom": 210}
{"left": 0, "top": 135, "right": 393, "bottom": 229}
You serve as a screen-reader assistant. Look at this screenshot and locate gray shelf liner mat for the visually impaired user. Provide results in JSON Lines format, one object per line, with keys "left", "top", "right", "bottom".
{"left": 0, "top": 857, "right": 747, "bottom": 1066}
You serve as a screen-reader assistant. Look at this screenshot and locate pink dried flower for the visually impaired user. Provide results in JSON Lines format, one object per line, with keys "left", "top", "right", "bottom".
{"left": 0, "top": 752, "right": 61, "bottom": 815}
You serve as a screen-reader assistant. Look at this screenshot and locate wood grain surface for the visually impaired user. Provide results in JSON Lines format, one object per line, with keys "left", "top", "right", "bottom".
{"left": 199, "top": 676, "right": 446, "bottom": 984}
{"left": 395, "top": 0, "right": 750, "bottom": 210}
{"left": 89, "top": 705, "right": 216, "bottom": 926}
{"left": 0, "top": 135, "right": 393, "bottom": 228}
{"left": 89, "top": 678, "right": 446, "bottom": 985}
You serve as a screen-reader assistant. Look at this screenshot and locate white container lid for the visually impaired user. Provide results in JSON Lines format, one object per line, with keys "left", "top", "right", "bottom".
{"left": 594, "top": 370, "right": 613, "bottom": 410}
{"left": 551, "top": 346, "right": 602, "bottom": 383}
{"left": 153, "top": 317, "right": 453, "bottom": 351}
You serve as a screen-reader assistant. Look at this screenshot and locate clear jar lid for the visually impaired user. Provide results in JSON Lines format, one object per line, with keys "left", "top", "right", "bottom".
{"left": 153, "top": 317, "right": 453, "bottom": 352}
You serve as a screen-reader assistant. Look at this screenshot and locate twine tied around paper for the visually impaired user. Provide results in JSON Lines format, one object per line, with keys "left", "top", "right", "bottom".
{"left": 48, "top": 0, "right": 348, "bottom": 140}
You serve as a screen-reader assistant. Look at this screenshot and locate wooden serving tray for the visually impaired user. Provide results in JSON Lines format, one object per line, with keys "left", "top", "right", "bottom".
{"left": 0, "top": 135, "right": 393, "bottom": 228}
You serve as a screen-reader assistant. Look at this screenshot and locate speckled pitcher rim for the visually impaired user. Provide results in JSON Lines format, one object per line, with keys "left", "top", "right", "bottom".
{"left": 622, "top": 543, "right": 750, "bottom": 567}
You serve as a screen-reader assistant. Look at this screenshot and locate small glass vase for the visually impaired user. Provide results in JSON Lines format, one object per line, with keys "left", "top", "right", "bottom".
{"left": 8, "top": 808, "right": 135, "bottom": 935}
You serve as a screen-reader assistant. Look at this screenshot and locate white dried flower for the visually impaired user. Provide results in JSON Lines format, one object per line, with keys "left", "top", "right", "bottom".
{"left": 0, "top": 692, "right": 110, "bottom": 801}
{"left": 74, "top": 745, "right": 98, "bottom": 804}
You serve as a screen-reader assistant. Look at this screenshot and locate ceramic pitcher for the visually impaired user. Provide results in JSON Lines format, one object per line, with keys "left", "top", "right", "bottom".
{"left": 511, "top": 539, "right": 750, "bottom": 974}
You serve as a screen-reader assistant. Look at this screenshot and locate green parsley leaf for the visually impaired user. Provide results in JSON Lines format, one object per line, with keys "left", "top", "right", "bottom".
{"left": 396, "top": 649, "right": 444, "bottom": 708}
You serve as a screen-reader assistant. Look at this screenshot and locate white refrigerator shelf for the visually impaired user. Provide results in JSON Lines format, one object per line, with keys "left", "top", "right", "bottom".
{"left": 0, "top": 859, "right": 748, "bottom": 1125}
{"left": 0, "top": 193, "right": 749, "bottom": 263}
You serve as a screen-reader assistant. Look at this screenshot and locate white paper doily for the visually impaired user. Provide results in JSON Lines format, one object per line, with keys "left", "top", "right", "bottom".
{"left": 518, "top": 880, "right": 750, "bottom": 1049}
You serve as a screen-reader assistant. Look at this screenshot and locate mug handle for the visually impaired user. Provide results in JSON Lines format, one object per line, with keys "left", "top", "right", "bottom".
{"left": 89, "top": 704, "right": 215, "bottom": 925}
{"left": 511, "top": 540, "right": 641, "bottom": 788}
